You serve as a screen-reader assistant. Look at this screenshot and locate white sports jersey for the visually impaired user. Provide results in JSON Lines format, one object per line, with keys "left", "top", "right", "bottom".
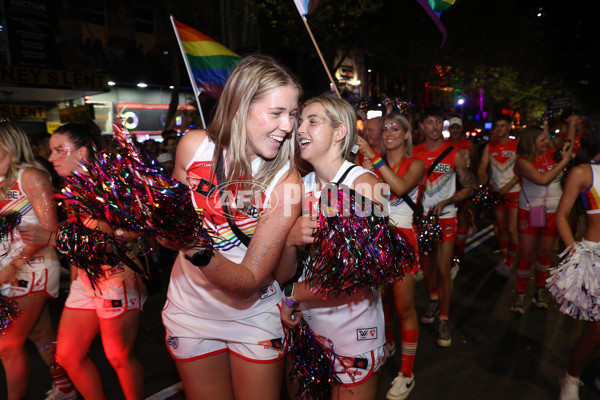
{"left": 0, "top": 168, "right": 60, "bottom": 274}
{"left": 165, "top": 136, "right": 288, "bottom": 324}
{"left": 300, "top": 161, "right": 385, "bottom": 355}
{"left": 518, "top": 150, "right": 563, "bottom": 213}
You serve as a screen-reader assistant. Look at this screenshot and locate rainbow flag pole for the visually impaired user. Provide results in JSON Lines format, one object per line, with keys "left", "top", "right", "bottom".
{"left": 171, "top": 16, "right": 206, "bottom": 128}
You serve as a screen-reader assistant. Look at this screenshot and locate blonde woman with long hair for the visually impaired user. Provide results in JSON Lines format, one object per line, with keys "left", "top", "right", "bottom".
{"left": 0, "top": 118, "right": 76, "bottom": 400}
{"left": 357, "top": 112, "right": 425, "bottom": 400}
{"left": 159, "top": 54, "right": 303, "bottom": 399}
{"left": 280, "top": 94, "right": 389, "bottom": 399}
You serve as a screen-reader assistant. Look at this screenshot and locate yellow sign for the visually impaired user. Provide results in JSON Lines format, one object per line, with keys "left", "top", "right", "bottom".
{"left": 0, "top": 65, "right": 108, "bottom": 90}
{"left": 0, "top": 104, "right": 46, "bottom": 119}
{"left": 47, "top": 122, "right": 62, "bottom": 133}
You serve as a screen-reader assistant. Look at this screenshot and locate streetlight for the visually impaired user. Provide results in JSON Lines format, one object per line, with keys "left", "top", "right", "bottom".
{"left": 457, "top": 97, "right": 465, "bottom": 118}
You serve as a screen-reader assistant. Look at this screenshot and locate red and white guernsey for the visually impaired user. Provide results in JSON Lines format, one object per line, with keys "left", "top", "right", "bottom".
{"left": 413, "top": 142, "right": 458, "bottom": 218}
{"left": 518, "top": 149, "right": 563, "bottom": 213}
{"left": 165, "top": 136, "right": 288, "bottom": 324}
{"left": 388, "top": 157, "right": 420, "bottom": 229}
{"left": 301, "top": 161, "right": 385, "bottom": 356}
{"left": 0, "top": 168, "right": 58, "bottom": 272}
{"left": 488, "top": 138, "right": 521, "bottom": 193}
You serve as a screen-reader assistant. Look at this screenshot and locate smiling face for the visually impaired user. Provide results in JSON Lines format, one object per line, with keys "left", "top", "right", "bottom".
{"left": 245, "top": 85, "right": 299, "bottom": 161}
{"left": 48, "top": 133, "right": 87, "bottom": 177}
{"left": 297, "top": 102, "right": 343, "bottom": 165}
{"left": 382, "top": 118, "right": 409, "bottom": 152}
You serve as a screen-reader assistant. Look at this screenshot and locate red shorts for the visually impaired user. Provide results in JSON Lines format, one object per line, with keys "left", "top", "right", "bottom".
{"left": 440, "top": 217, "right": 457, "bottom": 242}
{"left": 398, "top": 227, "right": 420, "bottom": 273}
{"left": 497, "top": 191, "right": 519, "bottom": 210}
{"left": 518, "top": 209, "right": 557, "bottom": 237}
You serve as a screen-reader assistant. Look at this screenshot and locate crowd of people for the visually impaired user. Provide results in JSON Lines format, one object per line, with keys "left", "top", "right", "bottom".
{"left": 0, "top": 53, "right": 598, "bottom": 400}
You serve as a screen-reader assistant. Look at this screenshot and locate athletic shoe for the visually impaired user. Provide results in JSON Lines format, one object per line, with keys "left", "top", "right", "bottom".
{"left": 45, "top": 384, "right": 78, "bottom": 400}
{"left": 420, "top": 300, "right": 439, "bottom": 324}
{"left": 559, "top": 372, "right": 582, "bottom": 400}
{"left": 386, "top": 372, "right": 415, "bottom": 400}
{"left": 510, "top": 293, "right": 527, "bottom": 315}
{"left": 437, "top": 319, "right": 451, "bottom": 347}
{"left": 494, "top": 262, "right": 511, "bottom": 278}
{"left": 532, "top": 287, "right": 549, "bottom": 309}
{"left": 451, "top": 259, "right": 460, "bottom": 280}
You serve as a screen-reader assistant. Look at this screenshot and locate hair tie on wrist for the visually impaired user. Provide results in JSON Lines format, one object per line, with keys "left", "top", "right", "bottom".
{"left": 47, "top": 231, "right": 53, "bottom": 246}
{"left": 371, "top": 156, "right": 385, "bottom": 169}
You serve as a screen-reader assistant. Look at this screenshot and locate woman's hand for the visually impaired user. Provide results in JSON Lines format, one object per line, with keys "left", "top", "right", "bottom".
{"left": 562, "top": 139, "right": 573, "bottom": 158}
{"left": 356, "top": 136, "right": 376, "bottom": 160}
{"left": 285, "top": 214, "right": 318, "bottom": 248}
{"left": 0, "top": 264, "right": 18, "bottom": 285}
{"left": 17, "top": 225, "right": 53, "bottom": 247}
{"left": 280, "top": 300, "right": 300, "bottom": 329}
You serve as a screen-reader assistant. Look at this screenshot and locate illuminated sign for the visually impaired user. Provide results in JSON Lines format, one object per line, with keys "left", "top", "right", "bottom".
{"left": 0, "top": 65, "right": 108, "bottom": 90}
{"left": 0, "top": 104, "right": 46, "bottom": 119}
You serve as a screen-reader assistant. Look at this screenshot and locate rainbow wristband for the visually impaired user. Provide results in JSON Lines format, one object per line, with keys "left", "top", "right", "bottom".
{"left": 372, "top": 156, "right": 385, "bottom": 169}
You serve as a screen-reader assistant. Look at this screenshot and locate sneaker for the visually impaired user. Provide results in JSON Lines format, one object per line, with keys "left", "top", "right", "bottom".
{"left": 532, "top": 287, "right": 549, "bottom": 309}
{"left": 451, "top": 260, "right": 460, "bottom": 280}
{"left": 494, "top": 262, "right": 511, "bottom": 278}
{"left": 45, "top": 384, "right": 78, "bottom": 400}
{"left": 420, "top": 300, "right": 439, "bottom": 324}
{"left": 386, "top": 372, "right": 415, "bottom": 400}
{"left": 559, "top": 372, "right": 582, "bottom": 400}
{"left": 510, "top": 293, "right": 527, "bottom": 315}
{"left": 437, "top": 319, "right": 451, "bottom": 347}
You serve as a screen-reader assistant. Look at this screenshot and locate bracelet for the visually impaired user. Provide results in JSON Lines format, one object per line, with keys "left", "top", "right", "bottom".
{"left": 282, "top": 294, "right": 298, "bottom": 308}
{"left": 371, "top": 156, "right": 385, "bottom": 169}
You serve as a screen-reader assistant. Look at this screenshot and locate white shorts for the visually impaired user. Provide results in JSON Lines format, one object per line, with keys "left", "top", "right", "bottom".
{"left": 162, "top": 300, "right": 285, "bottom": 363}
{"left": 0, "top": 254, "right": 60, "bottom": 299}
{"left": 65, "top": 272, "right": 147, "bottom": 319}
{"left": 334, "top": 346, "right": 385, "bottom": 386}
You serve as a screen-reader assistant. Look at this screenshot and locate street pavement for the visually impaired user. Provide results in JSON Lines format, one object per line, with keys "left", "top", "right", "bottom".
{"left": 3, "top": 218, "right": 600, "bottom": 399}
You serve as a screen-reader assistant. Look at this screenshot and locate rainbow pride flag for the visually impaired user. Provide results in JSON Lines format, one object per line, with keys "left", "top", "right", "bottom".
{"left": 172, "top": 18, "right": 240, "bottom": 99}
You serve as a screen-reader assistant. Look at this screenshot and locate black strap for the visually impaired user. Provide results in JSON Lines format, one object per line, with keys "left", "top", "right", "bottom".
{"left": 427, "top": 146, "right": 454, "bottom": 177}
{"left": 334, "top": 164, "right": 358, "bottom": 185}
{"left": 215, "top": 152, "right": 251, "bottom": 247}
{"left": 401, "top": 193, "right": 419, "bottom": 214}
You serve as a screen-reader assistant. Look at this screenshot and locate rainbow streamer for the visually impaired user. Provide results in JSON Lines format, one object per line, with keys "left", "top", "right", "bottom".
{"left": 416, "top": 0, "right": 456, "bottom": 48}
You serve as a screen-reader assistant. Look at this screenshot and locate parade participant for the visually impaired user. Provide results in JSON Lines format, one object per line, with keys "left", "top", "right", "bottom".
{"left": 357, "top": 111, "right": 424, "bottom": 400}
{"left": 550, "top": 118, "right": 600, "bottom": 400}
{"left": 477, "top": 114, "right": 520, "bottom": 278}
{"left": 159, "top": 54, "right": 302, "bottom": 400}
{"left": 447, "top": 117, "right": 474, "bottom": 267}
{"left": 280, "top": 93, "right": 387, "bottom": 399}
{"left": 413, "top": 106, "right": 474, "bottom": 347}
{"left": 19, "top": 121, "right": 147, "bottom": 400}
{"left": 510, "top": 126, "right": 572, "bottom": 314}
{"left": 356, "top": 116, "right": 383, "bottom": 169}
{"left": 0, "top": 118, "right": 76, "bottom": 400}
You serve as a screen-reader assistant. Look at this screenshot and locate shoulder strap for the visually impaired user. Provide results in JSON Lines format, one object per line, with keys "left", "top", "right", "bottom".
{"left": 216, "top": 152, "right": 251, "bottom": 247}
{"left": 427, "top": 145, "right": 454, "bottom": 177}
{"left": 334, "top": 164, "right": 358, "bottom": 185}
